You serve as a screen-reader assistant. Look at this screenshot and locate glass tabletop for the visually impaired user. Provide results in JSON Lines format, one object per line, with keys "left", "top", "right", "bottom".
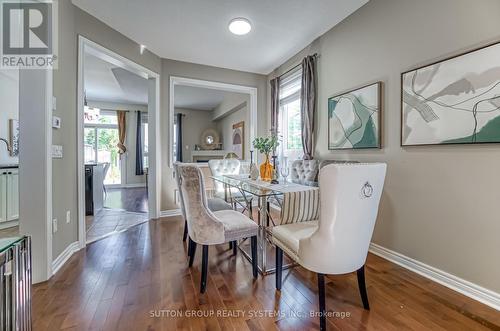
{"left": 0, "top": 237, "right": 24, "bottom": 253}
{"left": 211, "top": 175, "right": 316, "bottom": 197}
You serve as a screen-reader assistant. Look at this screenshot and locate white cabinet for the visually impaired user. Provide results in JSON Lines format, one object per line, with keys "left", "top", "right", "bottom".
{"left": 0, "top": 168, "right": 19, "bottom": 223}
{"left": 6, "top": 169, "right": 19, "bottom": 221}
{"left": 0, "top": 172, "right": 6, "bottom": 223}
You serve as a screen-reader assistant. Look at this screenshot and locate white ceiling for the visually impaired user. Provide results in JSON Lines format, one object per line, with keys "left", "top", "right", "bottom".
{"left": 72, "top": 0, "right": 368, "bottom": 74}
{"left": 174, "top": 85, "right": 244, "bottom": 111}
{"left": 84, "top": 52, "right": 149, "bottom": 105}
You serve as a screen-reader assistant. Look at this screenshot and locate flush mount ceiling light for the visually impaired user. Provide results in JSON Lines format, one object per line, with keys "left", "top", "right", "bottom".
{"left": 228, "top": 18, "right": 252, "bottom": 35}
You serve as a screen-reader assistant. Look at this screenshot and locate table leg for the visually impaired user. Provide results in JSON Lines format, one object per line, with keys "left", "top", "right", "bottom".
{"left": 258, "top": 196, "right": 268, "bottom": 274}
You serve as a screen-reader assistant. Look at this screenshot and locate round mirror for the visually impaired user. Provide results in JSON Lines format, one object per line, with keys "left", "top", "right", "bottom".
{"left": 200, "top": 129, "right": 220, "bottom": 150}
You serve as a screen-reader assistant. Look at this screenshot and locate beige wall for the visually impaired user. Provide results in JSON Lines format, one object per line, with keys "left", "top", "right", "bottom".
{"left": 161, "top": 59, "right": 267, "bottom": 210}
{"left": 270, "top": 0, "right": 500, "bottom": 292}
{"left": 52, "top": 0, "right": 161, "bottom": 258}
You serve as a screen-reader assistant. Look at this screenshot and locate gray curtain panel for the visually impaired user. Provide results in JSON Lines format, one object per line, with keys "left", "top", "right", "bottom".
{"left": 300, "top": 55, "right": 317, "bottom": 160}
{"left": 135, "top": 111, "right": 144, "bottom": 175}
{"left": 176, "top": 113, "right": 183, "bottom": 162}
{"left": 270, "top": 77, "right": 280, "bottom": 136}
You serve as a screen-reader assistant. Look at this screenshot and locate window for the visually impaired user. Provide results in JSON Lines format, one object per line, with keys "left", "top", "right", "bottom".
{"left": 84, "top": 107, "right": 122, "bottom": 185}
{"left": 141, "top": 113, "right": 149, "bottom": 169}
{"left": 278, "top": 68, "right": 303, "bottom": 162}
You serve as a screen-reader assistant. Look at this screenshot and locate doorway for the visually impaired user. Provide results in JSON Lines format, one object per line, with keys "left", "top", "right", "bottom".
{"left": 78, "top": 37, "right": 160, "bottom": 245}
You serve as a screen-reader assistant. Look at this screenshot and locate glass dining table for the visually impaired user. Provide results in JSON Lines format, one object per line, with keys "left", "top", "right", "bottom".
{"left": 211, "top": 174, "right": 312, "bottom": 275}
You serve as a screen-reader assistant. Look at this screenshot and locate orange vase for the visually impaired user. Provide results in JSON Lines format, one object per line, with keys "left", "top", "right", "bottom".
{"left": 259, "top": 154, "right": 274, "bottom": 181}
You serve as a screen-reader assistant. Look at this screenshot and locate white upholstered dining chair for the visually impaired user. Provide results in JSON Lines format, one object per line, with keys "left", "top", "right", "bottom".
{"left": 272, "top": 163, "right": 387, "bottom": 330}
{"left": 208, "top": 159, "right": 252, "bottom": 212}
{"left": 177, "top": 164, "right": 259, "bottom": 293}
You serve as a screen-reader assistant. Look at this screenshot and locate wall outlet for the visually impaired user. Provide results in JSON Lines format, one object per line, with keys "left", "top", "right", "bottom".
{"left": 52, "top": 145, "right": 63, "bottom": 159}
{"left": 66, "top": 210, "right": 71, "bottom": 224}
{"left": 52, "top": 219, "right": 58, "bottom": 233}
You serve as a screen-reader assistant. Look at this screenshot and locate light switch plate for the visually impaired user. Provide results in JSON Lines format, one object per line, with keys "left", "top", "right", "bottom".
{"left": 52, "top": 145, "right": 63, "bottom": 158}
{"left": 66, "top": 210, "right": 71, "bottom": 224}
{"left": 52, "top": 219, "right": 58, "bottom": 233}
{"left": 52, "top": 116, "right": 61, "bottom": 129}
{"left": 52, "top": 96, "right": 57, "bottom": 111}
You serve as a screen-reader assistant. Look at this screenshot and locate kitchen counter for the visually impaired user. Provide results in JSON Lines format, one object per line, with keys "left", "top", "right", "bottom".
{"left": 0, "top": 164, "right": 18, "bottom": 169}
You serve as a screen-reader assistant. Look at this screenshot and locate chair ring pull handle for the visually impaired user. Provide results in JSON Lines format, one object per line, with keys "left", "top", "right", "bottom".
{"left": 362, "top": 182, "right": 373, "bottom": 198}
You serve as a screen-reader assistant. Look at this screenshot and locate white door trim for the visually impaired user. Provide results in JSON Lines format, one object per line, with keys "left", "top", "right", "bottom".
{"left": 77, "top": 36, "right": 161, "bottom": 249}
{"left": 168, "top": 76, "right": 258, "bottom": 167}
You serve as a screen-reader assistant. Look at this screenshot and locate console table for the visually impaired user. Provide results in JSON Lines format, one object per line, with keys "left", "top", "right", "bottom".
{"left": 0, "top": 236, "right": 32, "bottom": 330}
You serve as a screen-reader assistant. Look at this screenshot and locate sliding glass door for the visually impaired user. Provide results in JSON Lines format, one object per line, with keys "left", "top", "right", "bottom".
{"left": 84, "top": 109, "right": 122, "bottom": 185}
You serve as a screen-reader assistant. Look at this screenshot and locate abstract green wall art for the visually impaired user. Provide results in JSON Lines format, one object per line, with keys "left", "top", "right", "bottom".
{"left": 328, "top": 82, "right": 381, "bottom": 149}
{"left": 402, "top": 42, "right": 500, "bottom": 146}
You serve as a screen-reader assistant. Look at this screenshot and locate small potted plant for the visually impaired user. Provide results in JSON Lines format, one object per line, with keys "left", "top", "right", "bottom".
{"left": 252, "top": 135, "right": 279, "bottom": 181}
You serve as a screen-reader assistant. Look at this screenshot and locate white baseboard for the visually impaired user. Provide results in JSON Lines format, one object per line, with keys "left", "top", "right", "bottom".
{"left": 369, "top": 243, "right": 500, "bottom": 311}
{"left": 52, "top": 241, "right": 80, "bottom": 276}
{"left": 159, "top": 209, "right": 182, "bottom": 218}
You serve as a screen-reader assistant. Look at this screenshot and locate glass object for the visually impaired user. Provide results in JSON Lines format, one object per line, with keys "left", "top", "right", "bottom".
{"left": 259, "top": 154, "right": 274, "bottom": 182}
{"left": 280, "top": 163, "right": 290, "bottom": 182}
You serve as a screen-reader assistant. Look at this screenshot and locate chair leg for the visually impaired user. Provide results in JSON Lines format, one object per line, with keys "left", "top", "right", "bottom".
{"left": 318, "top": 273, "right": 326, "bottom": 331}
{"left": 251, "top": 236, "right": 258, "bottom": 278}
{"left": 232, "top": 241, "right": 237, "bottom": 256}
{"left": 188, "top": 238, "right": 197, "bottom": 267}
{"left": 200, "top": 245, "right": 209, "bottom": 293}
{"left": 183, "top": 220, "right": 188, "bottom": 242}
{"left": 275, "top": 246, "right": 283, "bottom": 290}
{"left": 357, "top": 265, "right": 370, "bottom": 310}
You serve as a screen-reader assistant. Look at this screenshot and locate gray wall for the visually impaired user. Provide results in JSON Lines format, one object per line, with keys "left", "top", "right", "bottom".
{"left": 161, "top": 59, "right": 267, "bottom": 210}
{"left": 270, "top": 0, "right": 500, "bottom": 292}
{"left": 52, "top": 0, "right": 161, "bottom": 258}
{"left": 175, "top": 108, "right": 216, "bottom": 162}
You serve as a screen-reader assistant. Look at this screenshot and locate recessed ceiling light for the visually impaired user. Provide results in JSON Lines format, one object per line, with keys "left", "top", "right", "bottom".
{"left": 228, "top": 18, "right": 252, "bottom": 35}
{"left": 140, "top": 44, "right": 147, "bottom": 54}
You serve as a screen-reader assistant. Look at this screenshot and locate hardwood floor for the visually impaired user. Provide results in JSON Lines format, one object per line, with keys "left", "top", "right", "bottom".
{"left": 32, "top": 217, "right": 500, "bottom": 330}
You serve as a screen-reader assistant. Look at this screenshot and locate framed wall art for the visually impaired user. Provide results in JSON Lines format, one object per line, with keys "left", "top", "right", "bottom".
{"left": 328, "top": 82, "right": 381, "bottom": 149}
{"left": 402, "top": 41, "right": 500, "bottom": 146}
{"left": 232, "top": 121, "right": 244, "bottom": 159}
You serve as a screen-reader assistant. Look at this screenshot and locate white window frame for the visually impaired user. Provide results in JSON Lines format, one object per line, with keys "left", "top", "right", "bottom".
{"left": 278, "top": 67, "right": 303, "bottom": 163}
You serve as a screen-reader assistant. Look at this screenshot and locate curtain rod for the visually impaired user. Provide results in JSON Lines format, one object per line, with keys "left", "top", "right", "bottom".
{"left": 276, "top": 53, "right": 319, "bottom": 79}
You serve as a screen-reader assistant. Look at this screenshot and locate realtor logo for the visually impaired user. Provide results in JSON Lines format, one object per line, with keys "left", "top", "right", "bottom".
{"left": 1, "top": 0, "right": 58, "bottom": 69}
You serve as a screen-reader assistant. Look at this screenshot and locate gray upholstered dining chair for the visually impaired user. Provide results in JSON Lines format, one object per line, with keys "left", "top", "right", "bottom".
{"left": 177, "top": 164, "right": 259, "bottom": 293}
{"left": 272, "top": 163, "right": 387, "bottom": 330}
{"left": 173, "top": 163, "right": 233, "bottom": 247}
{"left": 290, "top": 159, "right": 320, "bottom": 186}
